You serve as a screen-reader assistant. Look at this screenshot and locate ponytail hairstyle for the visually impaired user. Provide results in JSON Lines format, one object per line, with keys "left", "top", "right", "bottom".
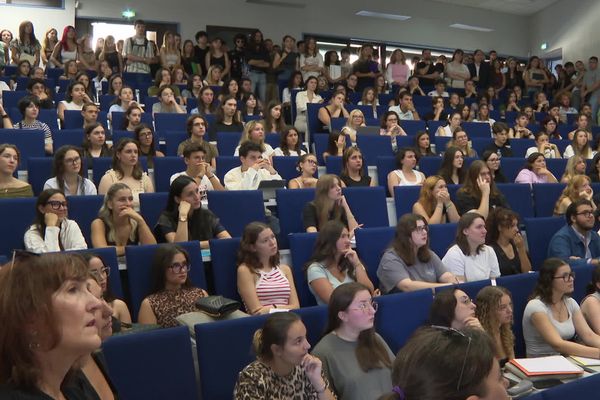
{"left": 252, "top": 312, "right": 301, "bottom": 361}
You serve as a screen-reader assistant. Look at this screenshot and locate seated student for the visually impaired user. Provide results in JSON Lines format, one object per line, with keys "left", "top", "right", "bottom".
{"left": 288, "top": 153, "right": 318, "bottom": 189}
{"left": 548, "top": 199, "right": 600, "bottom": 268}
{"left": 234, "top": 313, "right": 336, "bottom": 399}
{"left": 472, "top": 103, "right": 496, "bottom": 128}
{"left": 429, "top": 288, "right": 483, "bottom": 330}
{"left": 107, "top": 85, "right": 136, "bottom": 118}
{"left": 273, "top": 126, "right": 307, "bottom": 157}
{"left": 340, "top": 109, "right": 366, "bottom": 143}
{"left": 567, "top": 113, "right": 592, "bottom": 141}
{"left": 378, "top": 214, "right": 456, "bottom": 294}
{"left": 485, "top": 207, "right": 531, "bottom": 276}
{"left": 581, "top": 266, "right": 600, "bottom": 335}
{"left": 447, "top": 127, "right": 477, "bottom": 158}
{"left": 154, "top": 176, "right": 230, "bottom": 249}
{"left": 526, "top": 131, "right": 561, "bottom": 159}
{"left": 388, "top": 91, "right": 419, "bottom": 121}
{"left": 138, "top": 243, "right": 209, "bottom": 328}
{"left": 481, "top": 150, "right": 508, "bottom": 184}
{"left": 27, "top": 78, "right": 54, "bottom": 109}
{"left": 81, "top": 102, "right": 101, "bottom": 130}
{"left": 437, "top": 146, "right": 465, "bottom": 185}
{"left": 387, "top": 147, "right": 426, "bottom": 196}
{"left": 98, "top": 138, "right": 154, "bottom": 210}
{"left": 208, "top": 95, "right": 245, "bottom": 141}
{"left": 484, "top": 122, "right": 513, "bottom": 158}
{"left": 57, "top": 81, "right": 90, "bottom": 123}
{"left": 170, "top": 142, "right": 225, "bottom": 197}
{"left": 423, "top": 96, "right": 448, "bottom": 122}
{"left": 561, "top": 155, "right": 586, "bottom": 184}
{"left": 312, "top": 282, "right": 394, "bottom": 400}
{"left": 427, "top": 79, "right": 449, "bottom": 98}
{"left": 553, "top": 175, "right": 595, "bottom": 216}
{"left": 414, "top": 130, "right": 436, "bottom": 157}
{"left": 234, "top": 120, "right": 275, "bottom": 161}
{"left": 339, "top": 147, "right": 374, "bottom": 188}
{"left": 91, "top": 183, "right": 156, "bottom": 257}
{"left": 322, "top": 130, "right": 347, "bottom": 161}
{"left": 455, "top": 160, "right": 509, "bottom": 219}
{"left": 120, "top": 104, "right": 144, "bottom": 132}
{"left": 378, "top": 327, "right": 507, "bottom": 400}
{"left": 564, "top": 128, "right": 596, "bottom": 159}
{"left": 305, "top": 221, "right": 376, "bottom": 305}
{"left": 475, "top": 286, "right": 516, "bottom": 362}
{"left": 177, "top": 115, "right": 218, "bottom": 167}
{"left": 379, "top": 111, "right": 407, "bottom": 137}
{"left": 134, "top": 124, "right": 164, "bottom": 169}
{"left": 442, "top": 213, "right": 501, "bottom": 282}
{"left": 24, "top": 189, "right": 87, "bottom": 253}
{"left": 511, "top": 111, "right": 533, "bottom": 139}
{"left": 224, "top": 141, "right": 283, "bottom": 190}
{"left": 514, "top": 152, "right": 559, "bottom": 184}
{"left": 13, "top": 96, "right": 53, "bottom": 155}
{"left": 82, "top": 122, "right": 113, "bottom": 162}
{"left": 83, "top": 252, "right": 132, "bottom": 327}
{"left": 147, "top": 67, "right": 182, "bottom": 98}
{"left": 318, "top": 90, "right": 349, "bottom": 132}
{"left": 151, "top": 85, "right": 186, "bottom": 116}
{"left": 523, "top": 257, "right": 600, "bottom": 358}
{"left": 263, "top": 101, "right": 287, "bottom": 134}
{"left": 412, "top": 176, "right": 460, "bottom": 224}
{"left": 0, "top": 144, "right": 33, "bottom": 199}
{"left": 303, "top": 174, "right": 359, "bottom": 233}
{"left": 541, "top": 115, "right": 562, "bottom": 140}
{"left": 237, "top": 222, "right": 300, "bottom": 315}
{"left": 44, "top": 145, "right": 97, "bottom": 196}
{"left": 435, "top": 111, "right": 461, "bottom": 137}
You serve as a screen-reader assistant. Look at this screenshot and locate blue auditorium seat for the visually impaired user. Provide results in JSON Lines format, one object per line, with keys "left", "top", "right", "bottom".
{"left": 216, "top": 131, "right": 243, "bottom": 156}
{"left": 429, "top": 223, "right": 458, "bottom": 258}
{"left": 99, "top": 94, "right": 117, "bottom": 111}
{"left": 325, "top": 156, "right": 343, "bottom": 176}
{"left": 524, "top": 216, "right": 564, "bottom": 270}
{"left": 38, "top": 109, "right": 60, "bottom": 131}
{"left": 355, "top": 227, "right": 395, "bottom": 288}
{"left": 214, "top": 156, "right": 241, "bottom": 182}
{"left": 53, "top": 128, "right": 84, "bottom": 150}
{"left": 470, "top": 138, "right": 493, "bottom": 156}
{"left": 499, "top": 157, "right": 525, "bottom": 182}
{"left": 289, "top": 232, "right": 318, "bottom": 307}
{"left": 164, "top": 131, "right": 189, "bottom": 156}
{"left": 207, "top": 190, "right": 265, "bottom": 237}
{"left": 125, "top": 241, "right": 207, "bottom": 318}
{"left": 27, "top": 157, "right": 54, "bottom": 195}
{"left": 67, "top": 246, "right": 123, "bottom": 298}
{"left": 1, "top": 90, "right": 28, "bottom": 108}
{"left": 103, "top": 326, "right": 199, "bottom": 400}
{"left": 531, "top": 183, "right": 565, "bottom": 217}
{"left": 91, "top": 157, "right": 113, "bottom": 187}
{"left": 400, "top": 120, "right": 427, "bottom": 136}
{"left": 426, "top": 120, "right": 444, "bottom": 135}
{"left": 67, "top": 195, "right": 104, "bottom": 245}
{"left": 418, "top": 157, "right": 443, "bottom": 177}
{"left": 571, "top": 264, "right": 595, "bottom": 303}
{"left": 276, "top": 188, "right": 315, "bottom": 249}
{"left": 508, "top": 139, "right": 535, "bottom": 158}
{"left": 111, "top": 111, "right": 153, "bottom": 132}
{"left": 330, "top": 117, "right": 345, "bottom": 132}
{"left": 153, "top": 156, "right": 186, "bottom": 192}
{"left": 209, "top": 237, "right": 242, "bottom": 301}
{"left": 292, "top": 305, "right": 328, "bottom": 349}
{"left": 139, "top": 192, "right": 169, "bottom": 227}
{"left": 376, "top": 289, "right": 433, "bottom": 353}
{"left": 462, "top": 121, "right": 492, "bottom": 138}
{"left": 63, "top": 109, "right": 108, "bottom": 130}
{"left": 394, "top": 185, "right": 422, "bottom": 219}
{"left": 434, "top": 279, "right": 492, "bottom": 300}
{"left": 264, "top": 133, "right": 280, "bottom": 149}
{"left": 356, "top": 135, "right": 394, "bottom": 165}
{"left": 433, "top": 136, "right": 452, "bottom": 153}
{"left": 545, "top": 158, "right": 568, "bottom": 179}
{"left": 272, "top": 156, "right": 300, "bottom": 182}
{"left": 0, "top": 129, "right": 45, "bottom": 169}
{"left": 0, "top": 197, "right": 36, "bottom": 257}
{"left": 307, "top": 103, "right": 325, "bottom": 136}
{"left": 541, "top": 372, "right": 600, "bottom": 399}
{"left": 154, "top": 113, "right": 188, "bottom": 133}
{"left": 110, "top": 130, "right": 135, "bottom": 146}
{"left": 343, "top": 186, "right": 389, "bottom": 228}
{"left": 376, "top": 156, "right": 397, "bottom": 189}
{"left": 496, "top": 183, "right": 534, "bottom": 218}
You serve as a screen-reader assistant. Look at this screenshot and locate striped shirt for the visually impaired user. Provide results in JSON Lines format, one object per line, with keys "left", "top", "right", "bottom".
{"left": 255, "top": 267, "right": 291, "bottom": 307}
{"left": 14, "top": 120, "right": 53, "bottom": 144}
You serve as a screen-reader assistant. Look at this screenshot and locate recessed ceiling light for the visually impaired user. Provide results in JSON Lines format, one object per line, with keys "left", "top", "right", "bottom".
{"left": 356, "top": 11, "right": 411, "bottom": 21}
{"left": 449, "top": 23, "right": 493, "bottom": 32}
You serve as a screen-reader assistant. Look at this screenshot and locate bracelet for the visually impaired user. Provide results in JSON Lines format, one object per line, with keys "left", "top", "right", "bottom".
{"left": 207, "top": 175, "right": 215, "bottom": 179}
{"left": 315, "top": 382, "right": 326, "bottom": 394}
{"left": 1, "top": 115, "right": 8, "bottom": 119}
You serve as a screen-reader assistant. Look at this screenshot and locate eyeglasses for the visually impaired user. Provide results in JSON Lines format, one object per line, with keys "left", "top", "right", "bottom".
{"left": 46, "top": 200, "right": 67, "bottom": 210}
{"left": 64, "top": 156, "right": 81, "bottom": 164}
{"left": 576, "top": 210, "right": 594, "bottom": 218}
{"left": 553, "top": 272, "right": 575, "bottom": 282}
{"left": 414, "top": 225, "right": 429, "bottom": 233}
{"left": 169, "top": 262, "right": 191, "bottom": 273}
{"left": 430, "top": 325, "right": 472, "bottom": 391}
{"left": 91, "top": 265, "right": 111, "bottom": 280}
{"left": 458, "top": 296, "right": 473, "bottom": 305}
{"left": 139, "top": 131, "right": 153, "bottom": 138}
{"left": 349, "top": 300, "right": 378, "bottom": 313}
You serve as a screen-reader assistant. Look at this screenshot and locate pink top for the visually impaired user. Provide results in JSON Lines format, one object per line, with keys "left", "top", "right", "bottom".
{"left": 387, "top": 64, "right": 410, "bottom": 85}
{"left": 514, "top": 169, "right": 548, "bottom": 184}
{"left": 255, "top": 266, "right": 291, "bottom": 307}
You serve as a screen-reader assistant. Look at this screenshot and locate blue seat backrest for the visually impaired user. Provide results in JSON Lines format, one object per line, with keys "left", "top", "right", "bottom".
{"left": 99, "top": 94, "right": 116, "bottom": 111}
{"left": 216, "top": 131, "right": 243, "bottom": 156}
{"left": 531, "top": 183, "right": 565, "bottom": 217}
{"left": 207, "top": 190, "right": 266, "bottom": 237}
{"left": 1, "top": 90, "right": 28, "bottom": 108}
{"left": 103, "top": 326, "right": 199, "bottom": 400}
{"left": 0, "top": 197, "right": 37, "bottom": 257}
{"left": 541, "top": 372, "right": 600, "bottom": 399}
{"left": 293, "top": 305, "right": 328, "bottom": 347}
{"left": 499, "top": 157, "right": 525, "bottom": 182}
{"left": 110, "top": 111, "right": 154, "bottom": 132}
{"left": 27, "top": 157, "right": 54, "bottom": 195}
{"left": 393, "top": 184, "right": 422, "bottom": 219}
{"left": 164, "top": 131, "right": 189, "bottom": 156}
{"left": 462, "top": 121, "right": 492, "bottom": 138}
{"left": 343, "top": 186, "right": 389, "bottom": 228}
{"left": 67, "top": 246, "right": 123, "bottom": 298}
{"left": 209, "top": 237, "right": 242, "bottom": 302}
{"left": 471, "top": 137, "right": 493, "bottom": 156}
{"left": 355, "top": 227, "right": 395, "bottom": 288}
{"left": 400, "top": 120, "right": 427, "bottom": 136}
{"left": 215, "top": 156, "right": 241, "bottom": 182}
{"left": 571, "top": 264, "right": 594, "bottom": 303}
{"left": 496, "top": 183, "right": 534, "bottom": 218}
{"left": 125, "top": 241, "right": 207, "bottom": 319}
{"left": 429, "top": 223, "right": 457, "bottom": 258}
{"left": 545, "top": 158, "right": 568, "bottom": 179}
{"left": 38, "top": 109, "right": 59, "bottom": 131}
{"left": 289, "top": 232, "right": 318, "bottom": 307}
{"left": 356, "top": 135, "right": 394, "bottom": 165}
{"left": 53, "top": 128, "right": 84, "bottom": 150}
{"left": 508, "top": 138, "right": 535, "bottom": 158}
{"left": 153, "top": 156, "right": 186, "bottom": 192}
{"left": 68, "top": 195, "right": 104, "bottom": 246}
{"left": 139, "top": 192, "right": 169, "bottom": 227}
{"left": 63, "top": 110, "right": 109, "bottom": 130}
{"left": 325, "top": 156, "right": 343, "bottom": 176}
{"left": 272, "top": 156, "right": 300, "bottom": 182}
{"left": 307, "top": 103, "right": 325, "bottom": 135}
{"left": 418, "top": 157, "right": 443, "bottom": 177}
{"left": 434, "top": 279, "right": 492, "bottom": 300}
{"left": 524, "top": 216, "right": 564, "bottom": 270}
{"left": 276, "top": 188, "right": 315, "bottom": 249}
{"left": 110, "top": 130, "right": 135, "bottom": 146}
{"left": 426, "top": 120, "right": 444, "bottom": 135}
{"left": 330, "top": 117, "right": 345, "bottom": 132}
{"left": 376, "top": 289, "right": 433, "bottom": 353}
{"left": 376, "top": 156, "right": 397, "bottom": 189}
{"left": 154, "top": 113, "right": 189, "bottom": 133}
{"left": 0, "top": 129, "right": 45, "bottom": 169}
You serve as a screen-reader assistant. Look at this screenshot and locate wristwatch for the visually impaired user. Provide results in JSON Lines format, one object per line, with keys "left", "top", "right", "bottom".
{"left": 179, "top": 215, "right": 188, "bottom": 222}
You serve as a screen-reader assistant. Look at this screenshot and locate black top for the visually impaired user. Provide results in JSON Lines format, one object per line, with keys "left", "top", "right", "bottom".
{"left": 484, "top": 142, "right": 514, "bottom": 158}
{"left": 505, "top": 70, "right": 524, "bottom": 89}
{"left": 491, "top": 242, "right": 526, "bottom": 276}
{"left": 208, "top": 54, "right": 226, "bottom": 70}
{"left": 455, "top": 190, "right": 509, "bottom": 215}
{"left": 154, "top": 208, "right": 226, "bottom": 243}
{"left": 415, "top": 61, "right": 445, "bottom": 86}
{"left": 467, "top": 62, "right": 491, "bottom": 89}
{"left": 228, "top": 49, "right": 246, "bottom": 81}
{"left": 193, "top": 45, "right": 209, "bottom": 77}
{"left": 352, "top": 59, "right": 377, "bottom": 92}
{"left": 339, "top": 174, "right": 372, "bottom": 187}
{"left": 208, "top": 121, "right": 244, "bottom": 141}
{"left": 244, "top": 45, "right": 270, "bottom": 73}
{"left": 302, "top": 201, "right": 349, "bottom": 231}
{"left": 0, "top": 385, "right": 86, "bottom": 400}
{"left": 68, "top": 352, "right": 119, "bottom": 400}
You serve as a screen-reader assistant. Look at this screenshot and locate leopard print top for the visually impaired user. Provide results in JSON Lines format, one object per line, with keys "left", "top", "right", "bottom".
{"left": 234, "top": 360, "right": 334, "bottom": 400}
{"left": 146, "top": 287, "right": 207, "bottom": 328}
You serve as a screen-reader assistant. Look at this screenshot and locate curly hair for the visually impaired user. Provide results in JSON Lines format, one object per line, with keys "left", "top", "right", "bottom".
{"left": 475, "top": 286, "right": 515, "bottom": 360}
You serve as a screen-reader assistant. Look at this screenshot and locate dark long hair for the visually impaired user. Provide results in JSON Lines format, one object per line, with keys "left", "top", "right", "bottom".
{"left": 165, "top": 176, "right": 195, "bottom": 214}
{"left": 52, "top": 145, "right": 85, "bottom": 194}
{"left": 304, "top": 221, "right": 355, "bottom": 280}
{"left": 455, "top": 213, "right": 486, "bottom": 256}
{"left": 148, "top": 243, "right": 192, "bottom": 295}
{"left": 429, "top": 288, "right": 459, "bottom": 327}
{"left": 237, "top": 222, "right": 280, "bottom": 273}
{"left": 586, "top": 266, "right": 600, "bottom": 295}
{"left": 485, "top": 207, "right": 518, "bottom": 245}
{"left": 111, "top": 138, "right": 143, "bottom": 180}
{"left": 252, "top": 312, "right": 301, "bottom": 361}
{"left": 457, "top": 160, "right": 501, "bottom": 200}
{"left": 530, "top": 257, "right": 569, "bottom": 304}
{"left": 438, "top": 147, "right": 465, "bottom": 184}
{"left": 33, "top": 189, "right": 66, "bottom": 251}
{"left": 391, "top": 214, "right": 431, "bottom": 266}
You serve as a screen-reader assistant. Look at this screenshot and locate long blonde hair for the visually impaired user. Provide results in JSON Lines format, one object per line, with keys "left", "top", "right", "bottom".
{"left": 554, "top": 175, "right": 591, "bottom": 215}
{"left": 475, "top": 286, "right": 515, "bottom": 360}
{"left": 561, "top": 155, "right": 585, "bottom": 182}
{"left": 238, "top": 120, "right": 266, "bottom": 152}
{"left": 97, "top": 183, "right": 138, "bottom": 244}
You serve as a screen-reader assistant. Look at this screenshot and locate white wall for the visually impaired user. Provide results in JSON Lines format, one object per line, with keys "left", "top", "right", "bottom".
{"left": 529, "top": 0, "right": 600, "bottom": 62}
{"left": 1, "top": 0, "right": 76, "bottom": 41}
{"left": 74, "top": 0, "right": 531, "bottom": 56}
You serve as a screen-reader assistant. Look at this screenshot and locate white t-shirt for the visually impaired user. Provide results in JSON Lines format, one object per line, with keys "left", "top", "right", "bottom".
{"left": 273, "top": 147, "right": 307, "bottom": 157}
{"left": 234, "top": 143, "right": 274, "bottom": 159}
{"left": 442, "top": 244, "right": 500, "bottom": 281}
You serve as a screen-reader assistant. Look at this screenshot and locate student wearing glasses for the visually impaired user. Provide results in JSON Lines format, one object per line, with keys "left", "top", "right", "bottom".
{"left": 312, "top": 283, "right": 393, "bottom": 400}
{"left": 523, "top": 257, "right": 600, "bottom": 358}
{"left": 429, "top": 288, "right": 483, "bottom": 330}
{"left": 44, "top": 145, "right": 97, "bottom": 196}
{"left": 378, "top": 214, "right": 456, "bottom": 294}
{"left": 138, "top": 243, "right": 209, "bottom": 328}
{"left": 24, "top": 189, "right": 87, "bottom": 253}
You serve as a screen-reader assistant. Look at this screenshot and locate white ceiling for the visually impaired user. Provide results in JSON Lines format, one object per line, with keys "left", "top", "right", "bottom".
{"left": 429, "top": 0, "right": 560, "bottom": 15}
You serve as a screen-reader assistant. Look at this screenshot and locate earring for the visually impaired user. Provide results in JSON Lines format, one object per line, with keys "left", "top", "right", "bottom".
{"left": 28, "top": 330, "right": 40, "bottom": 350}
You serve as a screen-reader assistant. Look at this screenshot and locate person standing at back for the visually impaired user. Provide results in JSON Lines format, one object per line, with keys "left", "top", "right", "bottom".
{"left": 123, "top": 20, "right": 155, "bottom": 75}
